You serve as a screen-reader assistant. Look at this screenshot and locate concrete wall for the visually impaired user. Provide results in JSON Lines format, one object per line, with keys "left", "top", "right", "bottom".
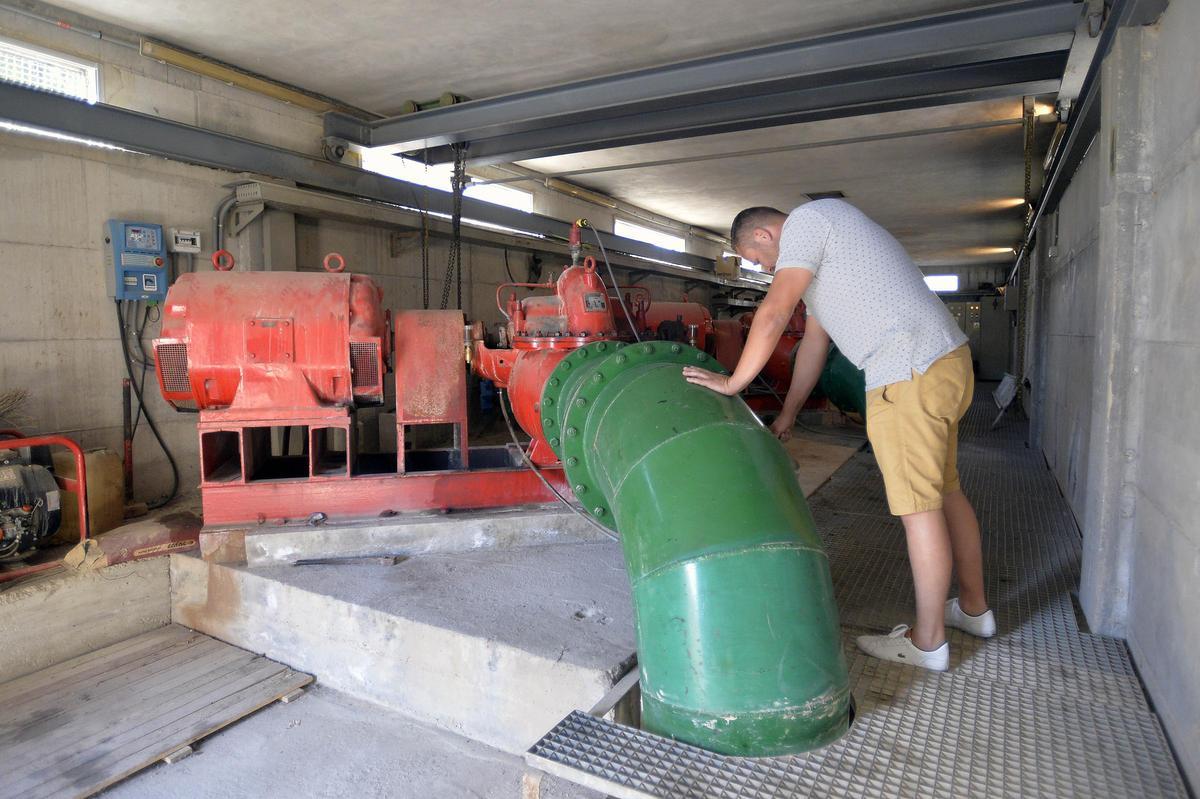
{"left": 0, "top": 558, "right": 171, "bottom": 682}
{"left": 0, "top": 132, "right": 261, "bottom": 503}
{"left": 294, "top": 217, "right": 711, "bottom": 332}
{"left": 1028, "top": 148, "right": 1103, "bottom": 517}
{"left": 1119, "top": 1, "right": 1200, "bottom": 785}
{"left": 1027, "top": 2, "right": 1200, "bottom": 784}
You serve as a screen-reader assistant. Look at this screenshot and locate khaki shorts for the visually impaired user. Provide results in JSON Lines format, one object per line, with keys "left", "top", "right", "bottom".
{"left": 865, "top": 345, "right": 974, "bottom": 516}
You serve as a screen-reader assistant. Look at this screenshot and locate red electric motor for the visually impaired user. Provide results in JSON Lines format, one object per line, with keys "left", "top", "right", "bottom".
{"left": 473, "top": 257, "right": 617, "bottom": 463}
{"left": 154, "top": 255, "right": 388, "bottom": 413}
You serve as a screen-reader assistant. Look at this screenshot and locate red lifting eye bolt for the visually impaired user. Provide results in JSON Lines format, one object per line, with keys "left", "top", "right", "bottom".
{"left": 212, "top": 249, "right": 235, "bottom": 271}
{"left": 323, "top": 252, "right": 347, "bottom": 273}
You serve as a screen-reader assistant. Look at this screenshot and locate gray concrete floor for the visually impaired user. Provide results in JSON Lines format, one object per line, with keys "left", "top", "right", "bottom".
{"left": 100, "top": 685, "right": 601, "bottom": 799}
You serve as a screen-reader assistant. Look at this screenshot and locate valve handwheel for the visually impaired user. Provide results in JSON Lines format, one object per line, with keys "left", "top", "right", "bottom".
{"left": 323, "top": 252, "right": 347, "bottom": 273}
{"left": 212, "top": 249, "right": 235, "bottom": 271}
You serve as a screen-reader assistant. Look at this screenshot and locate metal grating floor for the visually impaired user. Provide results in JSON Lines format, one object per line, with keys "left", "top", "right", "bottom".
{"left": 528, "top": 390, "right": 1190, "bottom": 798}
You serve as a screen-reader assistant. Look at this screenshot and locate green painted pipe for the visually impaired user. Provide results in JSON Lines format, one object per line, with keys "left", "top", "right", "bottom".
{"left": 542, "top": 340, "right": 850, "bottom": 756}
{"left": 816, "top": 344, "right": 867, "bottom": 418}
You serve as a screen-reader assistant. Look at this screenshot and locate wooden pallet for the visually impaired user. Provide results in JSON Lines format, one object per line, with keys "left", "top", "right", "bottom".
{"left": 0, "top": 624, "right": 312, "bottom": 798}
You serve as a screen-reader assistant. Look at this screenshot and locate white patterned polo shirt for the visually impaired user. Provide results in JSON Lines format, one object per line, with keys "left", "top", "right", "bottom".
{"left": 776, "top": 199, "right": 967, "bottom": 391}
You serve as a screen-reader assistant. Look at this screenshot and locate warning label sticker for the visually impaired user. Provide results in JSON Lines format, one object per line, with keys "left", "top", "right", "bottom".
{"left": 584, "top": 293, "right": 608, "bottom": 312}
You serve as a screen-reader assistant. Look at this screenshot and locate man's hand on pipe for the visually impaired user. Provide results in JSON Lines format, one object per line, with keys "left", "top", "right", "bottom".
{"left": 682, "top": 367, "right": 741, "bottom": 395}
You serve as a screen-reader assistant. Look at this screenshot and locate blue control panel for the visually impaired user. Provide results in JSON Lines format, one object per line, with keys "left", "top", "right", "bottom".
{"left": 104, "top": 220, "right": 170, "bottom": 301}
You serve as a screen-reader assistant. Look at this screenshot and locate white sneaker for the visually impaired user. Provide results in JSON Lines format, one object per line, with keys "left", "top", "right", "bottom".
{"left": 944, "top": 598, "right": 997, "bottom": 638}
{"left": 855, "top": 625, "right": 949, "bottom": 672}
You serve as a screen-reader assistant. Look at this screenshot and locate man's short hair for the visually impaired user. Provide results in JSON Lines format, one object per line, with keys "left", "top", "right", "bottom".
{"left": 730, "top": 207, "right": 787, "bottom": 249}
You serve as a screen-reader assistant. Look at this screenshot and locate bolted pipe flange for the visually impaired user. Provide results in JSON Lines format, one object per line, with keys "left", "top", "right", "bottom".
{"left": 542, "top": 339, "right": 728, "bottom": 526}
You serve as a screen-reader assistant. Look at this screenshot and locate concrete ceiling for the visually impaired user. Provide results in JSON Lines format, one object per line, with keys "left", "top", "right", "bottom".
{"left": 46, "top": 0, "right": 1057, "bottom": 269}
{"left": 52, "top": 0, "right": 1003, "bottom": 115}
{"left": 517, "top": 98, "right": 1054, "bottom": 267}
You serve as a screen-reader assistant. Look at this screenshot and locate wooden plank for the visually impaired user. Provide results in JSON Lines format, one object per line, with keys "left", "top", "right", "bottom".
{"left": 0, "top": 626, "right": 190, "bottom": 706}
{"left": 1, "top": 634, "right": 224, "bottom": 730}
{"left": 10, "top": 654, "right": 291, "bottom": 794}
{"left": 0, "top": 624, "right": 310, "bottom": 799}
{"left": 785, "top": 436, "right": 861, "bottom": 497}
{"left": 161, "top": 745, "right": 193, "bottom": 765}
{"left": 2, "top": 644, "right": 262, "bottom": 773}
{"left": 30, "top": 669, "right": 311, "bottom": 799}
{"left": 0, "top": 637, "right": 251, "bottom": 758}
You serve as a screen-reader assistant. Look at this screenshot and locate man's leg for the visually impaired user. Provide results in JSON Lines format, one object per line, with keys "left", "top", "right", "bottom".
{"left": 901, "top": 508, "right": 953, "bottom": 651}
{"left": 943, "top": 489, "right": 988, "bottom": 616}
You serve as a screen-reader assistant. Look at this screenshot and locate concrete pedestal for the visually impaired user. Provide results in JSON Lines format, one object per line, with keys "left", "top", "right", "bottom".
{"left": 171, "top": 539, "right": 636, "bottom": 754}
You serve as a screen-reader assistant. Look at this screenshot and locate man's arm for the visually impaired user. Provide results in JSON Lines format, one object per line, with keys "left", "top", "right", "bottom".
{"left": 769, "top": 316, "right": 829, "bottom": 440}
{"left": 682, "top": 267, "right": 814, "bottom": 395}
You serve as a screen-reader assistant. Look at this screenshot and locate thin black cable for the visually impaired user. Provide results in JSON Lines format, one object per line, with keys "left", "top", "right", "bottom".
{"left": 589, "top": 226, "right": 640, "bottom": 343}
{"left": 122, "top": 302, "right": 155, "bottom": 370}
{"left": 503, "top": 248, "right": 516, "bottom": 283}
{"left": 497, "top": 389, "right": 618, "bottom": 542}
{"left": 115, "top": 300, "right": 179, "bottom": 508}
{"left": 131, "top": 305, "right": 152, "bottom": 435}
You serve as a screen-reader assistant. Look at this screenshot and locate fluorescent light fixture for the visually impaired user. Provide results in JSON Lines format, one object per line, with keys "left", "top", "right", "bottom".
{"left": 982, "top": 197, "right": 1026, "bottom": 210}
{"left": 0, "top": 36, "right": 99, "bottom": 103}
{"left": 967, "top": 245, "right": 1018, "bottom": 256}
{"left": 924, "top": 274, "right": 960, "bottom": 292}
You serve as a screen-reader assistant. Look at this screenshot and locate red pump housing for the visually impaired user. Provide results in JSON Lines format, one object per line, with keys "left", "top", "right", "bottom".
{"left": 473, "top": 257, "right": 618, "bottom": 464}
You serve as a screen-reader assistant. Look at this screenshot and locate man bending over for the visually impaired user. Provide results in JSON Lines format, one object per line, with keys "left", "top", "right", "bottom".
{"left": 682, "top": 200, "right": 995, "bottom": 671}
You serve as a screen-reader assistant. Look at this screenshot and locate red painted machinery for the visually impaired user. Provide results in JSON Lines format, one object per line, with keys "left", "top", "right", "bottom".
{"left": 626, "top": 297, "right": 808, "bottom": 412}
{"left": 153, "top": 241, "right": 831, "bottom": 531}
{"left": 472, "top": 256, "right": 616, "bottom": 464}
{"left": 154, "top": 252, "right": 568, "bottom": 528}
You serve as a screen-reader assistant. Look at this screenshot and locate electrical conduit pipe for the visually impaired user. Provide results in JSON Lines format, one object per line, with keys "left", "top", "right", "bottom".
{"left": 541, "top": 340, "right": 850, "bottom": 755}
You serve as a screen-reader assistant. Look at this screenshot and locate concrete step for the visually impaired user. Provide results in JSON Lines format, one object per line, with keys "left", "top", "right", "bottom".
{"left": 170, "top": 539, "right": 637, "bottom": 754}
{"left": 103, "top": 684, "right": 604, "bottom": 799}
{"left": 225, "top": 506, "right": 611, "bottom": 568}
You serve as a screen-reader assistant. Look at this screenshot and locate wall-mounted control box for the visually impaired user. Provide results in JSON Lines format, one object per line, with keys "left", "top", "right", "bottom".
{"left": 168, "top": 228, "right": 202, "bottom": 254}
{"left": 104, "top": 220, "right": 170, "bottom": 302}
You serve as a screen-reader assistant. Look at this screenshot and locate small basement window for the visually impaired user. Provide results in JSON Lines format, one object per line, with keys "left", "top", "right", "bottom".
{"left": 0, "top": 36, "right": 99, "bottom": 103}
{"left": 924, "top": 274, "right": 960, "bottom": 293}
{"left": 614, "top": 219, "right": 685, "bottom": 252}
